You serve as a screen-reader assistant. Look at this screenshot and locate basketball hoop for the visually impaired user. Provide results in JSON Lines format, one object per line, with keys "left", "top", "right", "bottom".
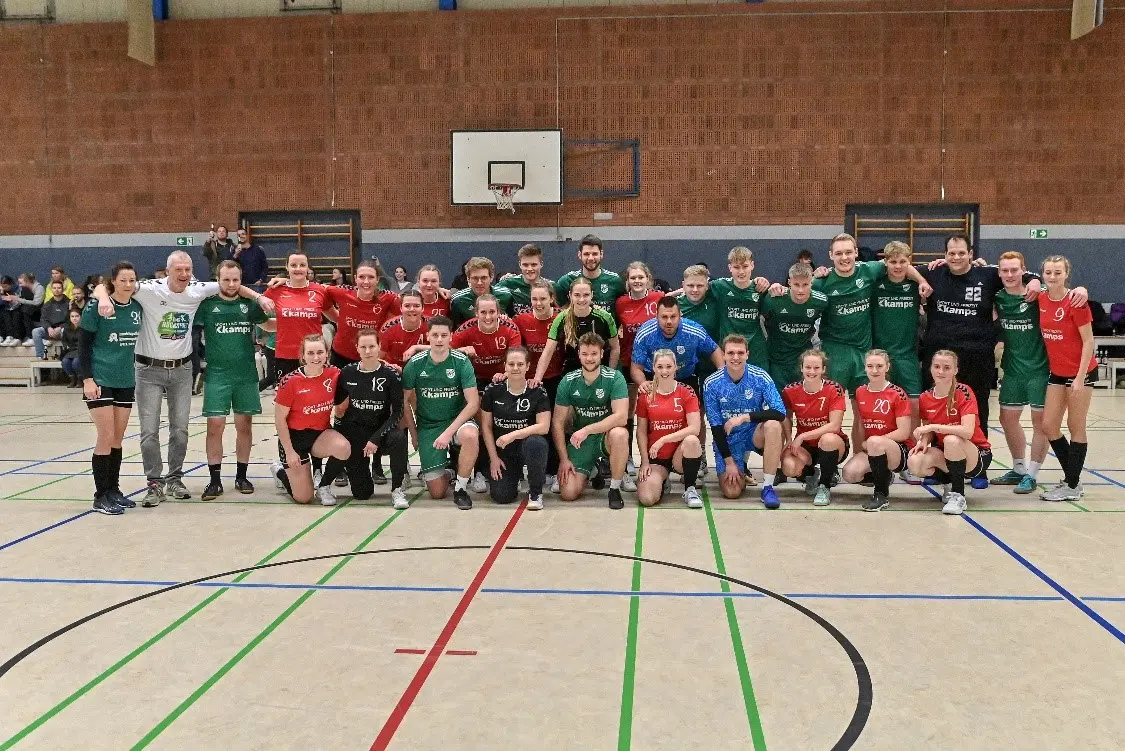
{"left": 490, "top": 183, "right": 520, "bottom": 214}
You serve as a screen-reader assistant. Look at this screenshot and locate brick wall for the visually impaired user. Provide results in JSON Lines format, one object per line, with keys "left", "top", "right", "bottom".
{"left": 0, "top": 0, "right": 1121, "bottom": 235}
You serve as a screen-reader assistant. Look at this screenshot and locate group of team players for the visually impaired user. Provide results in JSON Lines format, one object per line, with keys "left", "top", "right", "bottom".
{"left": 77, "top": 231, "right": 1098, "bottom": 516}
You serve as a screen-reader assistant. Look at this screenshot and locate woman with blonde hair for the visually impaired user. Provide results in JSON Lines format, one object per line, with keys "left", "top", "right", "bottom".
{"left": 779, "top": 349, "right": 848, "bottom": 507}
{"left": 635, "top": 349, "right": 704, "bottom": 507}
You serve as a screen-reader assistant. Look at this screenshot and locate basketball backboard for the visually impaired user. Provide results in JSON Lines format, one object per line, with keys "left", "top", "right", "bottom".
{"left": 451, "top": 129, "right": 563, "bottom": 206}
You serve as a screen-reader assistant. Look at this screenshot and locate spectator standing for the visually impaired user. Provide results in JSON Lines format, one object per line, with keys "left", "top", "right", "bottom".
{"left": 49, "top": 266, "right": 76, "bottom": 301}
{"left": 60, "top": 307, "right": 83, "bottom": 387}
{"left": 393, "top": 266, "right": 412, "bottom": 292}
{"left": 232, "top": 228, "right": 269, "bottom": 290}
{"left": 33, "top": 281, "right": 71, "bottom": 360}
{"left": 203, "top": 225, "right": 237, "bottom": 281}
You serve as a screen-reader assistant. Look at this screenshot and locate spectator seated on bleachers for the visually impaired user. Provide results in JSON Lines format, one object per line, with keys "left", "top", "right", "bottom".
{"left": 33, "top": 281, "right": 71, "bottom": 360}
{"left": 60, "top": 306, "right": 83, "bottom": 387}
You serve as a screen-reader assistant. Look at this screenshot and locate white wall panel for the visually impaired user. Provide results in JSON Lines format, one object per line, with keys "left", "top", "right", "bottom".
{"left": 54, "top": 0, "right": 125, "bottom": 23}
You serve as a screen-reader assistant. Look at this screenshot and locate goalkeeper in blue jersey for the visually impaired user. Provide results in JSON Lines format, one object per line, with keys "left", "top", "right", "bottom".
{"left": 703, "top": 333, "right": 787, "bottom": 508}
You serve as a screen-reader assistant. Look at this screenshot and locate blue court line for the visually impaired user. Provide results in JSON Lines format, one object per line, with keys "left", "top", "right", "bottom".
{"left": 987, "top": 426, "right": 1125, "bottom": 489}
{"left": 0, "top": 512, "right": 95, "bottom": 552}
{"left": 3, "top": 575, "right": 1124, "bottom": 603}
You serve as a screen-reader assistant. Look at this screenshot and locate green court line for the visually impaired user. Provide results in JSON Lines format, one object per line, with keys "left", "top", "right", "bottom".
{"left": 702, "top": 487, "right": 768, "bottom": 750}
{"left": 129, "top": 507, "right": 407, "bottom": 749}
{"left": 0, "top": 500, "right": 354, "bottom": 750}
{"left": 617, "top": 505, "right": 644, "bottom": 751}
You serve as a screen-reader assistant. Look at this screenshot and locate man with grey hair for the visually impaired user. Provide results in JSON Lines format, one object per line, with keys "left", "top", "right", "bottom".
{"left": 95, "top": 250, "right": 274, "bottom": 506}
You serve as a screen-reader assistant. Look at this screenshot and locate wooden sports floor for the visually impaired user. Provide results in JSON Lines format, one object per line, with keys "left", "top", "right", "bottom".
{"left": 1, "top": 388, "right": 1124, "bottom": 750}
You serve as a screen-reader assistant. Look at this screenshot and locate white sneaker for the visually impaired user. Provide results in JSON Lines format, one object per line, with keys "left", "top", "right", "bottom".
{"left": 683, "top": 487, "right": 703, "bottom": 508}
{"left": 391, "top": 488, "right": 409, "bottom": 509}
{"left": 316, "top": 484, "right": 337, "bottom": 506}
{"left": 812, "top": 486, "right": 831, "bottom": 507}
{"left": 0, "top": 337, "right": 15, "bottom": 346}
{"left": 527, "top": 493, "right": 544, "bottom": 511}
{"left": 941, "top": 491, "right": 967, "bottom": 515}
{"left": 20, "top": 339, "right": 33, "bottom": 347}
{"left": 899, "top": 470, "right": 924, "bottom": 485}
{"left": 626, "top": 458, "right": 637, "bottom": 476}
{"left": 471, "top": 472, "right": 488, "bottom": 494}
{"left": 621, "top": 473, "right": 637, "bottom": 492}
{"left": 271, "top": 461, "right": 285, "bottom": 491}
{"left": 312, "top": 469, "right": 322, "bottom": 487}
{"left": 1040, "top": 483, "right": 1081, "bottom": 502}
{"left": 549, "top": 475, "right": 560, "bottom": 493}
{"left": 402, "top": 474, "right": 412, "bottom": 490}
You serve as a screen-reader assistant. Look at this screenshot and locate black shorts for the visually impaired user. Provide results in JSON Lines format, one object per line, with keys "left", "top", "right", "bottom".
{"left": 280, "top": 428, "right": 322, "bottom": 468}
{"left": 682, "top": 373, "right": 700, "bottom": 397}
{"left": 85, "top": 385, "right": 135, "bottom": 410}
{"left": 931, "top": 448, "right": 993, "bottom": 481}
{"left": 330, "top": 351, "right": 358, "bottom": 370}
{"left": 1049, "top": 372, "right": 1097, "bottom": 387}
{"left": 650, "top": 456, "right": 677, "bottom": 473}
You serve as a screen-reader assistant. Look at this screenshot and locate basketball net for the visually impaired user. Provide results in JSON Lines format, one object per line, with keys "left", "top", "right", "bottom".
{"left": 490, "top": 183, "right": 520, "bottom": 214}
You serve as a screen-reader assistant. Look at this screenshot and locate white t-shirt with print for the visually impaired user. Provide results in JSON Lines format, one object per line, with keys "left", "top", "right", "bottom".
{"left": 132, "top": 279, "right": 220, "bottom": 359}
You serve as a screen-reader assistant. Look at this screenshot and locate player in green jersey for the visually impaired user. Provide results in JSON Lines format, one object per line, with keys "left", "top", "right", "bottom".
{"left": 553, "top": 333, "right": 631, "bottom": 509}
{"left": 196, "top": 260, "right": 270, "bottom": 500}
{"left": 710, "top": 246, "right": 772, "bottom": 370}
{"left": 80, "top": 261, "right": 143, "bottom": 515}
{"left": 496, "top": 243, "right": 554, "bottom": 316}
{"left": 449, "top": 257, "right": 514, "bottom": 325}
{"left": 991, "top": 251, "right": 1050, "bottom": 494}
{"left": 554, "top": 234, "right": 625, "bottom": 315}
{"left": 402, "top": 315, "right": 480, "bottom": 509}
{"left": 760, "top": 263, "right": 829, "bottom": 389}
{"left": 872, "top": 242, "right": 924, "bottom": 404}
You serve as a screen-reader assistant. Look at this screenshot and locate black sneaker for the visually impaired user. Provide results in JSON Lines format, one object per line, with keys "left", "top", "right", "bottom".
{"left": 608, "top": 488, "right": 624, "bottom": 510}
{"left": 591, "top": 468, "right": 606, "bottom": 490}
{"left": 774, "top": 469, "right": 787, "bottom": 486}
{"left": 105, "top": 489, "right": 136, "bottom": 509}
{"left": 372, "top": 467, "right": 388, "bottom": 486}
{"left": 92, "top": 495, "right": 124, "bottom": 516}
{"left": 453, "top": 487, "right": 473, "bottom": 510}
{"left": 202, "top": 481, "right": 224, "bottom": 501}
{"left": 863, "top": 492, "right": 890, "bottom": 512}
{"left": 334, "top": 469, "right": 350, "bottom": 488}
{"left": 235, "top": 477, "right": 255, "bottom": 494}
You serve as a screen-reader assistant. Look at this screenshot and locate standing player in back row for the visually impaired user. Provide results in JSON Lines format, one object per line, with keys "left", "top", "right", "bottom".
{"left": 496, "top": 243, "right": 553, "bottom": 316}
{"left": 554, "top": 234, "right": 625, "bottom": 314}
{"left": 710, "top": 246, "right": 772, "bottom": 371}
{"left": 760, "top": 263, "right": 828, "bottom": 389}
{"left": 450, "top": 257, "right": 514, "bottom": 325}
{"left": 871, "top": 242, "right": 924, "bottom": 423}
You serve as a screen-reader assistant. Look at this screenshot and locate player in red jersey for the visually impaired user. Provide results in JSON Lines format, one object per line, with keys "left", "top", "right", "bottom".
{"left": 270, "top": 334, "right": 351, "bottom": 505}
{"left": 263, "top": 252, "right": 332, "bottom": 382}
{"left": 380, "top": 290, "right": 429, "bottom": 369}
{"left": 1038, "top": 255, "right": 1097, "bottom": 502}
{"left": 842, "top": 349, "right": 913, "bottom": 511}
{"left": 779, "top": 349, "right": 848, "bottom": 507}
{"left": 323, "top": 259, "right": 400, "bottom": 368}
{"left": 908, "top": 349, "right": 993, "bottom": 516}
{"left": 616, "top": 261, "right": 663, "bottom": 478}
{"left": 635, "top": 349, "right": 704, "bottom": 508}
{"left": 415, "top": 264, "right": 452, "bottom": 320}
{"left": 516, "top": 279, "right": 564, "bottom": 490}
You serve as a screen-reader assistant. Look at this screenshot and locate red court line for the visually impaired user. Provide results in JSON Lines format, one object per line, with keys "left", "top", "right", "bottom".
{"left": 393, "top": 649, "right": 426, "bottom": 655}
{"left": 445, "top": 650, "right": 477, "bottom": 656}
{"left": 370, "top": 501, "right": 526, "bottom": 751}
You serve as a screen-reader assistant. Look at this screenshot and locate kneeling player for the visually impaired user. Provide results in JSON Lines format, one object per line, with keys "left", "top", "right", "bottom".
{"left": 779, "top": 349, "right": 848, "bottom": 507}
{"left": 272, "top": 335, "right": 352, "bottom": 505}
{"left": 908, "top": 350, "right": 993, "bottom": 516}
{"left": 552, "top": 333, "right": 630, "bottom": 509}
{"left": 635, "top": 349, "right": 704, "bottom": 508}
{"left": 703, "top": 334, "right": 786, "bottom": 507}
{"left": 481, "top": 347, "right": 551, "bottom": 510}
{"left": 841, "top": 350, "right": 913, "bottom": 511}
{"left": 334, "top": 329, "right": 410, "bottom": 509}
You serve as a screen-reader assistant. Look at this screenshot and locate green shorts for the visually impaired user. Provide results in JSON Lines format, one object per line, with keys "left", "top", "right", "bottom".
{"left": 822, "top": 341, "right": 867, "bottom": 395}
{"left": 887, "top": 353, "right": 923, "bottom": 398}
{"left": 566, "top": 432, "right": 608, "bottom": 477}
{"left": 418, "top": 421, "right": 478, "bottom": 478}
{"left": 746, "top": 337, "right": 770, "bottom": 372}
{"left": 999, "top": 368, "right": 1048, "bottom": 410}
{"left": 202, "top": 377, "right": 262, "bottom": 417}
{"left": 768, "top": 362, "right": 800, "bottom": 391}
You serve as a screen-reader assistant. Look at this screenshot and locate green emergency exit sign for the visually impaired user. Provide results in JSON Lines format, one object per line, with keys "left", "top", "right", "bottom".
{"left": 1029, "top": 229, "right": 1049, "bottom": 239}
{"left": 176, "top": 236, "right": 193, "bottom": 246}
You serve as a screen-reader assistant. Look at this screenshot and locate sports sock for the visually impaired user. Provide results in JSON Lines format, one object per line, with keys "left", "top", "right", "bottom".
{"left": 311, "top": 456, "right": 323, "bottom": 474}
{"left": 1026, "top": 460, "right": 1042, "bottom": 480}
{"left": 609, "top": 478, "right": 622, "bottom": 490}
{"left": 682, "top": 456, "right": 701, "bottom": 490}
{"left": 455, "top": 474, "right": 469, "bottom": 492}
{"left": 1065, "top": 441, "right": 1087, "bottom": 489}
{"left": 109, "top": 447, "right": 123, "bottom": 492}
{"left": 1013, "top": 458, "right": 1026, "bottom": 475}
{"left": 236, "top": 462, "right": 248, "bottom": 481}
{"left": 762, "top": 472, "right": 774, "bottom": 488}
{"left": 948, "top": 458, "right": 967, "bottom": 495}
{"left": 869, "top": 453, "right": 891, "bottom": 496}
{"left": 275, "top": 466, "right": 293, "bottom": 496}
{"left": 817, "top": 448, "right": 838, "bottom": 489}
{"left": 320, "top": 457, "right": 346, "bottom": 487}
{"left": 91, "top": 453, "right": 110, "bottom": 496}
{"left": 1049, "top": 436, "right": 1071, "bottom": 476}
{"left": 209, "top": 464, "right": 221, "bottom": 484}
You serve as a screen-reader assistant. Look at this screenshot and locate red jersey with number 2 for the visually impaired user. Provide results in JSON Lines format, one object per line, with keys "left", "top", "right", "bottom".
{"left": 616, "top": 291, "right": 663, "bottom": 365}
{"left": 514, "top": 311, "right": 563, "bottom": 381}
{"left": 635, "top": 383, "right": 699, "bottom": 460}
{"left": 379, "top": 316, "right": 428, "bottom": 368}
{"left": 451, "top": 318, "right": 522, "bottom": 382}
{"left": 264, "top": 283, "right": 331, "bottom": 359}
{"left": 918, "top": 383, "right": 990, "bottom": 450}
{"left": 276, "top": 366, "right": 340, "bottom": 431}
{"left": 1038, "top": 294, "right": 1097, "bottom": 378}
{"left": 782, "top": 380, "right": 847, "bottom": 443}
{"left": 325, "top": 287, "right": 400, "bottom": 362}
{"left": 854, "top": 383, "right": 911, "bottom": 440}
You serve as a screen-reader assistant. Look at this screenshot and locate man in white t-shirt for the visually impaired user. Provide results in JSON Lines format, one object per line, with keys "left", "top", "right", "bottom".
{"left": 96, "top": 251, "right": 273, "bottom": 507}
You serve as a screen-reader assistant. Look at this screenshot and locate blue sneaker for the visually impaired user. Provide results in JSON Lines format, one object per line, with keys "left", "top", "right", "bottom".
{"left": 1014, "top": 475, "right": 1038, "bottom": 494}
{"left": 760, "top": 485, "right": 780, "bottom": 509}
{"left": 970, "top": 475, "right": 989, "bottom": 490}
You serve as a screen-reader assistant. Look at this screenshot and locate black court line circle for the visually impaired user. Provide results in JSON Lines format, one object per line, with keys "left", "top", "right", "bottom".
{"left": 1, "top": 545, "right": 873, "bottom": 750}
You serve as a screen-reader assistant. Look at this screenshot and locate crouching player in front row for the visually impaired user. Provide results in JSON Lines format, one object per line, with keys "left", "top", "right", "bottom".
{"left": 703, "top": 334, "right": 786, "bottom": 507}
{"left": 779, "top": 349, "right": 848, "bottom": 507}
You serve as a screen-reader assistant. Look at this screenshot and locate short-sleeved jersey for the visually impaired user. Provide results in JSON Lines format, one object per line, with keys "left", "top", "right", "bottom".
{"left": 854, "top": 382, "right": 912, "bottom": 439}
{"left": 919, "top": 383, "right": 990, "bottom": 450}
{"left": 781, "top": 379, "right": 847, "bottom": 440}
{"left": 276, "top": 366, "right": 340, "bottom": 431}
{"left": 813, "top": 261, "right": 885, "bottom": 349}
{"left": 995, "top": 290, "right": 1049, "bottom": 376}
{"left": 334, "top": 362, "right": 403, "bottom": 443}
{"left": 555, "top": 366, "right": 629, "bottom": 430}
{"left": 449, "top": 285, "right": 515, "bottom": 325}
{"left": 555, "top": 269, "right": 625, "bottom": 315}
{"left": 677, "top": 291, "right": 721, "bottom": 341}
{"left": 481, "top": 381, "right": 551, "bottom": 437}
{"left": 496, "top": 275, "right": 554, "bottom": 317}
{"left": 132, "top": 279, "right": 219, "bottom": 360}
{"left": 761, "top": 291, "right": 829, "bottom": 367}
{"left": 615, "top": 291, "right": 662, "bottom": 366}
{"left": 452, "top": 317, "right": 523, "bottom": 383}
{"left": 378, "top": 316, "right": 428, "bottom": 368}
{"left": 514, "top": 311, "right": 563, "bottom": 381}
{"left": 195, "top": 295, "right": 268, "bottom": 381}
{"left": 418, "top": 294, "right": 451, "bottom": 321}
{"left": 635, "top": 383, "right": 700, "bottom": 460}
{"left": 872, "top": 277, "right": 921, "bottom": 355}
{"left": 325, "top": 287, "right": 400, "bottom": 361}
{"left": 402, "top": 349, "right": 477, "bottom": 428}
{"left": 264, "top": 282, "right": 332, "bottom": 359}
{"left": 703, "top": 365, "right": 786, "bottom": 440}
{"left": 80, "top": 298, "right": 142, "bottom": 388}
{"left": 1039, "top": 294, "right": 1097, "bottom": 378}
{"left": 711, "top": 278, "right": 766, "bottom": 345}
{"left": 547, "top": 307, "right": 618, "bottom": 372}
{"left": 921, "top": 265, "right": 1013, "bottom": 354}
{"left": 631, "top": 318, "right": 718, "bottom": 380}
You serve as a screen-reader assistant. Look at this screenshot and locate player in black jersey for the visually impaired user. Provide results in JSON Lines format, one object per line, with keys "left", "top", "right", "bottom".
{"left": 481, "top": 347, "right": 552, "bottom": 510}
{"left": 333, "top": 329, "right": 410, "bottom": 509}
